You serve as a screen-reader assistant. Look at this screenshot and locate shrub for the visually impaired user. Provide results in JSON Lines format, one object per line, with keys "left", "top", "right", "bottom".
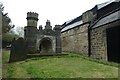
{"left": 2, "top": 33, "right": 20, "bottom": 48}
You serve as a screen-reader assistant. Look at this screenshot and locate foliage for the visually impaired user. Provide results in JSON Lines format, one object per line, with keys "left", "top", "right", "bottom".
{"left": 15, "top": 27, "right": 24, "bottom": 37}
{"left": 2, "top": 33, "right": 19, "bottom": 42}
{"left": 0, "top": 3, "right": 14, "bottom": 33}
{"left": 2, "top": 50, "right": 119, "bottom": 78}
{"left": 2, "top": 33, "right": 20, "bottom": 48}
{"left": 0, "top": 3, "right": 4, "bottom": 12}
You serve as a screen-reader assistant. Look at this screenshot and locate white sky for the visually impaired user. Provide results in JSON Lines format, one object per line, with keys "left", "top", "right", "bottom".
{"left": 1, "top": 0, "right": 110, "bottom": 29}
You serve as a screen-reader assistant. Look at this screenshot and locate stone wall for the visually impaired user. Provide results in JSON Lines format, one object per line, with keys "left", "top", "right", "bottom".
{"left": 90, "top": 20, "right": 120, "bottom": 61}
{"left": 90, "top": 26, "right": 107, "bottom": 61}
{"left": 61, "top": 23, "right": 89, "bottom": 55}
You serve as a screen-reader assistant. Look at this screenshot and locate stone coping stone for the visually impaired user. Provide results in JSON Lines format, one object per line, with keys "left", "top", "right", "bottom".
{"left": 27, "top": 53, "right": 68, "bottom": 58}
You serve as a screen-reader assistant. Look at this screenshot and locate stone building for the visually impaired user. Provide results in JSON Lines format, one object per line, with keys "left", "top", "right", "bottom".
{"left": 61, "top": 0, "right": 120, "bottom": 63}
{"left": 24, "top": 12, "right": 61, "bottom": 54}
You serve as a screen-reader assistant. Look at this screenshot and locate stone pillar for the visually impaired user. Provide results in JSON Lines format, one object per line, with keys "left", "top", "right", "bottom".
{"left": 54, "top": 25, "right": 62, "bottom": 54}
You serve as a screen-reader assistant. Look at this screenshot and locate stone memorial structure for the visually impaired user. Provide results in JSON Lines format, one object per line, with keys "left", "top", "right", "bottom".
{"left": 10, "top": 12, "right": 62, "bottom": 62}
{"left": 9, "top": 0, "right": 120, "bottom": 63}
{"left": 9, "top": 38, "right": 27, "bottom": 62}
{"left": 24, "top": 12, "right": 62, "bottom": 55}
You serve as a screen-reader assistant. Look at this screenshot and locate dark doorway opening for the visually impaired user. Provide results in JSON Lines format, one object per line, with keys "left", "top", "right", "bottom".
{"left": 106, "top": 26, "right": 120, "bottom": 63}
{"left": 39, "top": 38, "right": 52, "bottom": 54}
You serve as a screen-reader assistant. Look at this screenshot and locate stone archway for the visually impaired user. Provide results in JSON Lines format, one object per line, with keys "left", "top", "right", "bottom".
{"left": 39, "top": 37, "right": 52, "bottom": 54}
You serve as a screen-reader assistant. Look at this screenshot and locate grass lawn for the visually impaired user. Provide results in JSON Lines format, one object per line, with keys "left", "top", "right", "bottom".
{"left": 2, "top": 49, "right": 119, "bottom": 78}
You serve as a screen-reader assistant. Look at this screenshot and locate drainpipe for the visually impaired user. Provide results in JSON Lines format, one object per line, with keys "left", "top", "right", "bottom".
{"left": 88, "top": 22, "right": 91, "bottom": 57}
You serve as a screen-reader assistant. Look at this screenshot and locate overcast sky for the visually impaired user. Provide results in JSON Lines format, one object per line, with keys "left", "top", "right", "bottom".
{"left": 1, "top": 0, "right": 110, "bottom": 29}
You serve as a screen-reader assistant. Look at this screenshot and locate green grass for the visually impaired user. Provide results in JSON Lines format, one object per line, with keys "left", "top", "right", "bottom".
{"left": 2, "top": 50, "right": 119, "bottom": 78}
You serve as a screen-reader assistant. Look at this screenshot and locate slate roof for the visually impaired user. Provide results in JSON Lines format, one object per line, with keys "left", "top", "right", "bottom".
{"left": 91, "top": 9, "right": 120, "bottom": 29}
{"left": 97, "top": 0, "right": 120, "bottom": 10}
{"left": 61, "top": 20, "right": 83, "bottom": 32}
{"left": 65, "top": 19, "right": 73, "bottom": 25}
{"left": 61, "top": 0, "right": 120, "bottom": 32}
{"left": 61, "top": 15, "right": 82, "bottom": 32}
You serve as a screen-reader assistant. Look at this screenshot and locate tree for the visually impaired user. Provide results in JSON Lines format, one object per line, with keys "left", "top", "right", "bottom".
{"left": 0, "top": 3, "right": 14, "bottom": 34}
{"left": 15, "top": 27, "right": 24, "bottom": 37}
{"left": 0, "top": 3, "right": 4, "bottom": 12}
{"left": 2, "top": 33, "right": 19, "bottom": 48}
{"left": 1, "top": 3, "right": 19, "bottom": 48}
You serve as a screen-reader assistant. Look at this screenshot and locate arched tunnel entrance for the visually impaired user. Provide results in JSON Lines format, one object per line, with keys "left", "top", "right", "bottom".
{"left": 39, "top": 37, "right": 52, "bottom": 54}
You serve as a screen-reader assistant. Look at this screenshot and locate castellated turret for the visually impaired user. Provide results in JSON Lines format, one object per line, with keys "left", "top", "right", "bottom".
{"left": 24, "top": 12, "right": 39, "bottom": 51}
{"left": 45, "top": 20, "right": 52, "bottom": 30}
{"left": 26, "top": 12, "right": 39, "bottom": 27}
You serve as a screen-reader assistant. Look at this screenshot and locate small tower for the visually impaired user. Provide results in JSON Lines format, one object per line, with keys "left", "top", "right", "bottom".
{"left": 24, "top": 12, "right": 39, "bottom": 51}
{"left": 26, "top": 12, "right": 39, "bottom": 27}
{"left": 45, "top": 20, "right": 52, "bottom": 30}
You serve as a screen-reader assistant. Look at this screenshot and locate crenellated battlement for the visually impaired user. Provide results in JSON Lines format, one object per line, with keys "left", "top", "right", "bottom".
{"left": 27, "top": 12, "right": 38, "bottom": 20}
